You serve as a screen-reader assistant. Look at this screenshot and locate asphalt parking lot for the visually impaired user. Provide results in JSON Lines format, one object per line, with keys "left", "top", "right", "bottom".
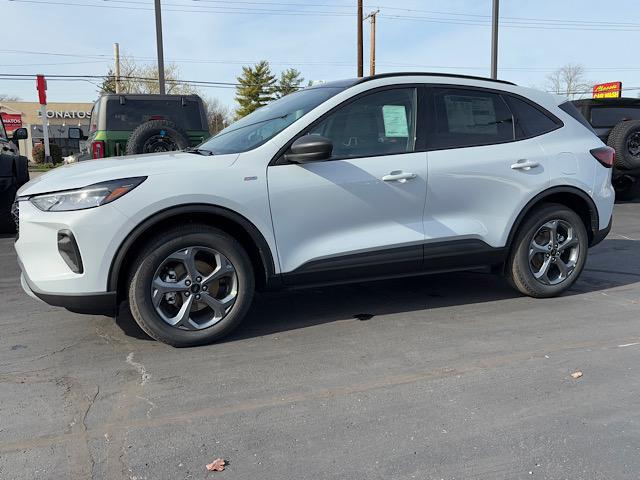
{"left": 1, "top": 202, "right": 639, "bottom": 480}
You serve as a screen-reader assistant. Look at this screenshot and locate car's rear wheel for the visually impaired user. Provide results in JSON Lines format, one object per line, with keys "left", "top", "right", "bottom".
{"left": 507, "top": 204, "right": 588, "bottom": 298}
{"left": 128, "top": 225, "right": 254, "bottom": 347}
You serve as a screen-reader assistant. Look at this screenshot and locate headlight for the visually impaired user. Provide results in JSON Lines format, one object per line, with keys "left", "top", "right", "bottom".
{"left": 30, "top": 177, "right": 146, "bottom": 212}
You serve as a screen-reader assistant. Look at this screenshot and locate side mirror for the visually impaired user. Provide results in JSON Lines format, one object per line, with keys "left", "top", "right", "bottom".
{"left": 284, "top": 135, "right": 333, "bottom": 164}
{"left": 12, "top": 127, "right": 28, "bottom": 141}
{"left": 68, "top": 127, "right": 83, "bottom": 140}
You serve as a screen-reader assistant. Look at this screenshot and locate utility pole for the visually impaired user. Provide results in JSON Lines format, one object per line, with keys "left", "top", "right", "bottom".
{"left": 365, "top": 9, "right": 380, "bottom": 76}
{"left": 154, "top": 0, "right": 166, "bottom": 94}
{"left": 490, "top": 0, "right": 499, "bottom": 79}
{"left": 357, "top": 0, "right": 363, "bottom": 77}
{"left": 113, "top": 42, "right": 121, "bottom": 94}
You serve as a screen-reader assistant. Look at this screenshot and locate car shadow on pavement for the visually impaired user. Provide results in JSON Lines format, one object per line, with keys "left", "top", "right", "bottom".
{"left": 112, "top": 238, "right": 640, "bottom": 343}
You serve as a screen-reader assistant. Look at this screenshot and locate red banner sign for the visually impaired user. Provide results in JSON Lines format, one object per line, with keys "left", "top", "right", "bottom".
{"left": 0, "top": 113, "right": 23, "bottom": 133}
{"left": 36, "top": 74, "right": 47, "bottom": 105}
{"left": 593, "top": 81, "right": 622, "bottom": 99}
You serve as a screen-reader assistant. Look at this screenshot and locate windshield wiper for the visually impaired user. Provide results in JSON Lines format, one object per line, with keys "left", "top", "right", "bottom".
{"left": 186, "top": 147, "right": 214, "bottom": 156}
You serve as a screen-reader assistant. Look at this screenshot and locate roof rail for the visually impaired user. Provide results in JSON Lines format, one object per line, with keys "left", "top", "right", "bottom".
{"left": 357, "top": 72, "right": 516, "bottom": 86}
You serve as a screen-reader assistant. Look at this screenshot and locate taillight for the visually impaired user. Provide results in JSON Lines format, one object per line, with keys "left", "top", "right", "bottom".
{"left": 92, "top": 140, "right": 105, "bottom": 159}
{"left": 590, "top": 146, "right": 615, "bottom": 168}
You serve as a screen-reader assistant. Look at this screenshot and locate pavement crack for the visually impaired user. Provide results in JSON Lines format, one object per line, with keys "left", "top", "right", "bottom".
{"left": 126, "top": 352, "right": 150, "bottom": 386}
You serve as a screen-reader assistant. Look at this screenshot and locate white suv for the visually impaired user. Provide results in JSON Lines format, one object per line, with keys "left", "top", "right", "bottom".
{"left": 14, "top": 73, "right": 615, "bottom": 346}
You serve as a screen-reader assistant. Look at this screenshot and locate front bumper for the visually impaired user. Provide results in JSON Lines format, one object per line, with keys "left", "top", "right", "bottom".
{"left": 20, "top": 271, "right": 117, "bottom": 316}
{"left": 14, "top": 199, "right": 133, "bottom": 315}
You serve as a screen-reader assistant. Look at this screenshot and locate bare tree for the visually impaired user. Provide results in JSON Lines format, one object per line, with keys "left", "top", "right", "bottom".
{"left": 0, "top": 94, "right": 21, "bottom": 102}
{"left": 98, "top": 53, "right": 198, "bottom": 95}
{"left": 546, "top": 64, "right": 592, "bottom": 100}
{"left": 204, "top": 97, "right": 232, "bottom": 135}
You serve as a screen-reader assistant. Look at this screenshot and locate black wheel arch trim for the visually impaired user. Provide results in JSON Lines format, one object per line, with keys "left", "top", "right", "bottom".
{"left": 107, "top": 203, "right": 277, "bottom": 292}
{"left": 506, "top": 185, "right": 601, "bottom": 248}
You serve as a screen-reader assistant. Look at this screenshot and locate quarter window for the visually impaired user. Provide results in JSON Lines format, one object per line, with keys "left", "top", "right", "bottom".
{"left": 506, "top": 95, "right": 560, "bottom": 139}
{"left": 430, "top": 88, "right": 514, "bottom": 149}
{"left": 308, "top": 88, "right": 417, "bottom": 159}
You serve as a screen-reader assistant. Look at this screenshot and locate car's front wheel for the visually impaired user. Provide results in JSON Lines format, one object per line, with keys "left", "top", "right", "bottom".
{"left": 507, "top": 203, "right": 588, "bottom": 298}
{"left": 128, "top": 225, "right": 254, "bottom": 347}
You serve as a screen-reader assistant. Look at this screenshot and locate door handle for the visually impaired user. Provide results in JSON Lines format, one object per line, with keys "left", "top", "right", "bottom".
{"left": 511, "top": 159, "right": 540, "bottom": 170}
{"left": 382, "top": 171, "right": 417, "bottom": 182}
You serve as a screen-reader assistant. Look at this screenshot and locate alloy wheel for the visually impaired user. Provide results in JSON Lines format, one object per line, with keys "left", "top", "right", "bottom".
{"left": 528, "top": 219, "right": 580, "bottom": 286}
{"left": 151, "top": 246, "right": 238, "bottom": 330}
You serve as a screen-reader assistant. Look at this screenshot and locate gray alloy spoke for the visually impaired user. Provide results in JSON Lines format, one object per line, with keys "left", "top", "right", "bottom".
{"left": 168, "top": 248, "right": 201, "bottom": 279}
{"left": 558, "top": 235, "right": 578, "bottom": 252}
{"left": 556, "top": 259, "right": 575, "bottom": 279}
{"left": 533, "top": 256, "right": 552, "bottom": 282}
{"left": 152, "top": 277, "right": 187, "bottom": 308}
{"left": 529, "top": 239, "right": 550, "bottom": 261}
{"left": 546, "top": 220, "right": 559, "bottom": 244}
{"left": 167, "top": 294, "right": 195, "bottom": 328}
{"left": 202, "top": 253, "right": 235, "bottom": 285}
{"left": 199, "top": 292, "right": 237, "bottom": 318}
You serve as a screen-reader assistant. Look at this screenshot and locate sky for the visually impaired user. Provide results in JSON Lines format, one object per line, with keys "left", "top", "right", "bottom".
{"left": 2, "top": 0, "right": 640, "bottom": 110}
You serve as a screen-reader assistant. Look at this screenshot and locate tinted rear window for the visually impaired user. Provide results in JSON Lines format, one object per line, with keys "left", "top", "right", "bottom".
{"left": 105, "top": 98, "right": 205, "bottom": 130}
{"left": 430, "top": 88, "right": 514, "bottom": 149}
{"left": 559, "top": 102, "right": 597, "bottom": 134}
{"left": 590, "top": 106, "right": 640, "bottom": 128}
{"left": 505, "top": 95, "right": 560, "bottom": 139}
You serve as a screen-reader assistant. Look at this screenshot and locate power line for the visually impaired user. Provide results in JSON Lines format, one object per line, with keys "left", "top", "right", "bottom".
{"left": 8, "top": 0, "right": 640, "bottom": 31}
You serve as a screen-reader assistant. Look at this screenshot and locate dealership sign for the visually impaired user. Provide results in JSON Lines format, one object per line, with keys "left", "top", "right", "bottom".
{"left": 592, "top": 82, "right": 622, "bottom": 99}
{"left": 37, "top": 110, "right": 91, "bottom": 119}
{"left": 0, "top": 112, "right": 23, "bottom": 132}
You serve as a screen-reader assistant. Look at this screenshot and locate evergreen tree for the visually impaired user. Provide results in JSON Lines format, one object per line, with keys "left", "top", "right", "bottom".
{"left": 275, "top": 68, "right": 304, "bottom": 98}
{"left": 98, "top": 68, "right": 117, "bottom": 94}
{"left": 235, "top": 60, "right": 276, "bottom": 118}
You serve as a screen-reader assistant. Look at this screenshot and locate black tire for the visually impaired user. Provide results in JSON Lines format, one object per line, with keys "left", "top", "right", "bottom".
{"left": 506, "top": 203, "right": 588, "bottom": 298}
{"left": 607, "top": 120, "right": 640, "bottom": 170}
{"left": 0, "top": 178, "right": 17, "bottom": 234}
{"left": 613, "top": 175, "right": 640, "bottom": 201}
{"left": 125, "top": 119, "right": 190, "bottom": 156}
{"left": 128, "top": 224, "right": 255, "bottom": 347}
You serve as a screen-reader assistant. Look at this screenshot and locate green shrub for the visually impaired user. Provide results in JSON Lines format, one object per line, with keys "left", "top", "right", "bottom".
{"left": 32, "top": 143, "right": 63, "bottom": 164}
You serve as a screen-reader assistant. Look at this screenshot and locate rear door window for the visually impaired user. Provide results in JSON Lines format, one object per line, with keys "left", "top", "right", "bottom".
{"left": 590, "top": 106, "right": 640, "bottom": 128}
{"left": 429, "top": 88, "right": 514, "bottom": 149}
{"left": 505, "top": 95, "right": 561, "bottom": 139}
{"left": 105, "top": 98, "right": 204, "bottom": 130}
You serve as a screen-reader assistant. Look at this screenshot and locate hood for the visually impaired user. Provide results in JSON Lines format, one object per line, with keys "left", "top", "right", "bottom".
{"left": 18, "top": 151, "right": 239, "bottom": 196}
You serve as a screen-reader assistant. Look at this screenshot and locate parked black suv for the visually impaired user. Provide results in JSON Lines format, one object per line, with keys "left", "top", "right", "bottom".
{"left": 572, "top": 98, "right": 640, "bottom": 199}
{"left": 0, "top": 117, "right": 29, "bottom": 233}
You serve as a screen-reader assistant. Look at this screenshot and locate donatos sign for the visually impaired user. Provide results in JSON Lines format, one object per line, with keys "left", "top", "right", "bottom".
{"left": 592, "top": 82, "right": 622, "bottom": 99}
{"left": 37, "top": 110, "right": 91, "bottom": 119}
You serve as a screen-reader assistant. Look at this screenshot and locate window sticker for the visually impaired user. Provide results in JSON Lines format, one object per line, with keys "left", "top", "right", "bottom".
{"left": 444, "top": 95, "right": 497, "bottom": 134}
{"left": 382, "top": 105, "right": 409, "bottom": 137}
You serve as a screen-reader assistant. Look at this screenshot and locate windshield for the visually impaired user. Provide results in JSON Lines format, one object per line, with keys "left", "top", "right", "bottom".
{"left": 199, "top": 86, "right": 346, "bottom": 154}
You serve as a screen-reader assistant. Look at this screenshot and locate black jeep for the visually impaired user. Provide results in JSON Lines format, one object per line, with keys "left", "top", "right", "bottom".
{"left": 0, "top": 117, "right": 29, "bottom": 233}
{"left": 572, "top": 98, "right": 640, "bottom": 200}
